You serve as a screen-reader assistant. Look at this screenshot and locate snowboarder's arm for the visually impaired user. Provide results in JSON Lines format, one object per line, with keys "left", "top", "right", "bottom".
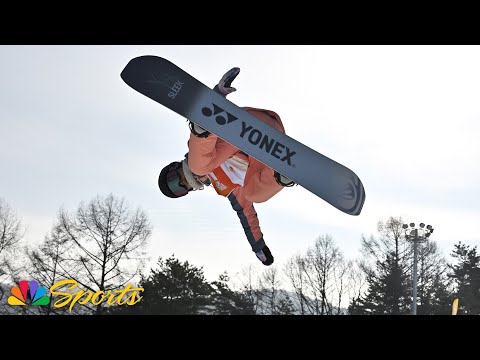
{"left": 227, "top": 188, "right": 273, "bottom": 265}
{"left": 228, "top": 187, "right": 264, "bottom": 249}
{"left": 187, "top": 67, "right": 241, "bottom": 138}
{"left": 187, "top": 133, "right": 240, "bottom": 175}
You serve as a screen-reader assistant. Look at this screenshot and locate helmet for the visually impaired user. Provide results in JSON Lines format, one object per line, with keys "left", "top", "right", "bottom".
{"left": 158, "top": 161, "right": 190, "bottom": 198}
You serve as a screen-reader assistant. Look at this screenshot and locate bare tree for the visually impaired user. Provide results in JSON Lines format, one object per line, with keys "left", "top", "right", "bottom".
{"left": 0, "top": 197, "right": 25, "bottom": 256}
{"left": 0, "top": 257, "right": 28, "bottom": 315}
{"left": 232, "top": 265, "right": 262, "bottom": 314}
{"left": 346, "top": 259, "right": 368, "bottom": 307}
{"left": 361, "top": 216, "right": 411, "bottom": 269}
{"left": 284, "top": 254, "right": 309, "bottom": 314}
{"left": 0, "top": 198, "right": 26, "bottom": 311}
{"left": 54, "top": 194, "right": 152, "bottom": 314}
{"left": 283, "top": 235, "right": 352, "bottom": 315}
{"left": 24, "top": 224, "right": 79, "bottom": 314}
{"left": 257, "top": 266, "right": 283, "bottom": 315}
{"left": 332, "top": 257, "right": 352, "bottom": 315}
{"left": 304, "top": 234, "right": 342, "bottom": 315}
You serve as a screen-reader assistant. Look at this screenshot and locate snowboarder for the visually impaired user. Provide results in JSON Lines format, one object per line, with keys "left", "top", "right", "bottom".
{"left": 158, "top": 67, "right": 293, "bottom": 266}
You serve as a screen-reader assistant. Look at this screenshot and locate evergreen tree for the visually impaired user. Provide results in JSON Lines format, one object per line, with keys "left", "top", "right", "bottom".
{"left": 449, "top": 242, "right": 480, "bottom": 314}
{"left": 274, "top": 293, "right": 296, "bottom": 315}
{"left": 349, "top": 253, "right": 410, "bottom": 314}
{"left": 210, "top": 272, "right": 255, "bottom": 315}
{"left": 417, "top": 272, "right": 452, "bottom": 315}
{"left": 110, "top": 256, "right": 256, "bottom": 315}
{"left": 350, "top": 217, "right": 411, "bottom": 315}
{"left": 350, "top": 216, "right": 453, "bottom": 315}
{"left": 136, "top": 256, "right": 213, "bottom": 314}
{"left": 415, "top": 241, "right": 453, "bottom": 315}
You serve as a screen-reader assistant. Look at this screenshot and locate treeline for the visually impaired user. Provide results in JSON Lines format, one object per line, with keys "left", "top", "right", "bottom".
{"left": 0, "top": 195, "right": 150, "bottom": 315}
{"left": 1, "top": 196, "right": 479, "bottom": 315}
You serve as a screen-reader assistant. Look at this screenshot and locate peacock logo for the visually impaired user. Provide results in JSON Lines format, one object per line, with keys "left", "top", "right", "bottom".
{"left": 8, "top": 280, "right": 50, "bottom": 306}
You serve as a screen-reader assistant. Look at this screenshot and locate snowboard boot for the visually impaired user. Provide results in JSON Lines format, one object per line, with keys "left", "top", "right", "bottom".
{"left": 188, "top": 120, "right": 210, "bottom": 138}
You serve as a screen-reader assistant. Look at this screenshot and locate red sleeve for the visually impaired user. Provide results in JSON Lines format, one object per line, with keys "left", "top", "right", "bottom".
{"left": 187, "top": 133, "right": 240, "bottom": 176}
{"left": 227, "top": 187, "right": 266, "bottom": 253}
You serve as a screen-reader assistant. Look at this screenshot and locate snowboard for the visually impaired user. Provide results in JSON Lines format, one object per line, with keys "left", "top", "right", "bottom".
{"left": 121, "top": 55, "right": 366, "bottom": 216}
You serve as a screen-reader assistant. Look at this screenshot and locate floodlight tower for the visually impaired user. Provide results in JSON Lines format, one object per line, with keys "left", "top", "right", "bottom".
{"left": 402, "top": 222, "right": 434, "bottom": 315}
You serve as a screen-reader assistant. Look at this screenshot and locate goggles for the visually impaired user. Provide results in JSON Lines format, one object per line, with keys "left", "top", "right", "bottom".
{"left": 165, "top": 165, "right": 189, "bottom": 197}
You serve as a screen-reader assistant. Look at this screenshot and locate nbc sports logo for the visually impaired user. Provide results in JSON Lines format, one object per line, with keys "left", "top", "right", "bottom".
{"left": 8, "top": 280, "right": 50, "bottom": 306}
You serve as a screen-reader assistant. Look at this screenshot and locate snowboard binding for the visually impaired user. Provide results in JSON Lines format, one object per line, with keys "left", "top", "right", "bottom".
{"left": 274, "top": 171, "right": 295, "bottom": 187}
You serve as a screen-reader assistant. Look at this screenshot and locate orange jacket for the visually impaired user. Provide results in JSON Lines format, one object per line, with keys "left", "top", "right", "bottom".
{"left": 187, "top": 107, "right": 285, "bottom": 252}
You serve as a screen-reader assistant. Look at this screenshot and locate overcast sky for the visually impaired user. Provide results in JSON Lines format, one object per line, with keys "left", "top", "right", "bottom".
{"left": 1, "top": 45, "right": 479, "bottom": 282}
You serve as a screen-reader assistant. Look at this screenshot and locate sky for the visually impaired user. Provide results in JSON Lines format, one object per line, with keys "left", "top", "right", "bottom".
{"left": 1, "top": 45, "right": 480, "bottom": 283}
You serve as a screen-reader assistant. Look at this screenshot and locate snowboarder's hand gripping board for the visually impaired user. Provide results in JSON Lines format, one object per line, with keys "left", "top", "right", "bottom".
{"left": 121, "top": 56, "right": 366, "bottom": 215}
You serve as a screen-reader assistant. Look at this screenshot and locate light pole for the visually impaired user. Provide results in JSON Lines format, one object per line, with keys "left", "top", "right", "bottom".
{"left": 402, "top": 222, "right": 434, "bottom": 315}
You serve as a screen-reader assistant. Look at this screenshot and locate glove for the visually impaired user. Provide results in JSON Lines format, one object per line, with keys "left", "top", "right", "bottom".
{"left": 255, "top": 245, "right": 274, "bottom": 266}
{"left": 213, "top": 67, "right": 240, "bottom": 97}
